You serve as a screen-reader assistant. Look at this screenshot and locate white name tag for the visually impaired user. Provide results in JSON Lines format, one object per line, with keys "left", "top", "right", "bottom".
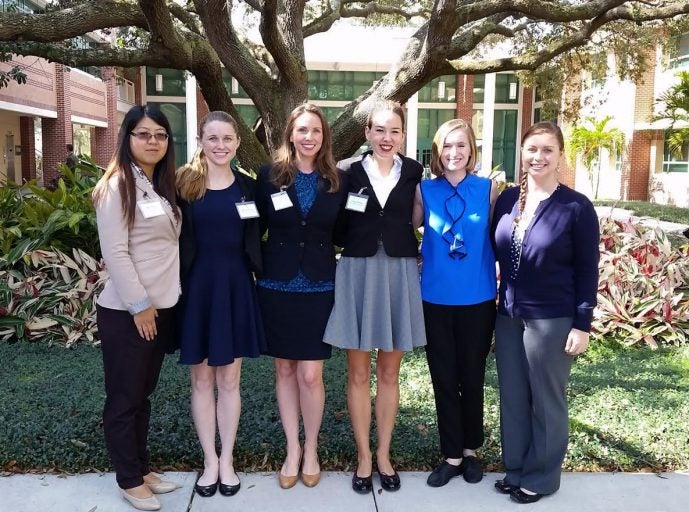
{"left": 137, "top": 199, "right": 166, "bottom": 218}
{"left": 271, "top": 191, "right": 293, "bottom": 211}
{"left": 235, "top": 201, "right": 260, "bottom": 219}
{"left": 346, "top": 192, "right": 369, "bottom": 212}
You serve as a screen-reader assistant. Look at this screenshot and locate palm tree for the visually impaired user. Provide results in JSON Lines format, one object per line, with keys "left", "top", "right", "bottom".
{"left": 568, "top": 116, "right": 625, "bottom": 199}
{"left": 654, "top": 71, "right": 689, "bottom": 160}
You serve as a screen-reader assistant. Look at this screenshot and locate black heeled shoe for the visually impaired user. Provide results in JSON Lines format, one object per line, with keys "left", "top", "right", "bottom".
{"left": 377, "top": 468, "right": 401, "bottom": 492}
{"left": 494, "top": 479, "right": 519, "bottom": 494}
{"left": 194, "top": 480, "right": 218, "bottom": 498}
{"left": 351, "top": 471, "right": 373, "bottom": 494}
{"left": 510, "top": 488, "right": 544, "bottom": 504}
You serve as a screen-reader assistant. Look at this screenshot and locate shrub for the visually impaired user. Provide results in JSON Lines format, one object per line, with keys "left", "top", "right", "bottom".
{"left": 0, "top": 248, "right": 105, "bottom": 347}
{"left": 0, "top": 159, "right": 102, "bottom": 270}
{"left": 593, "top": 217, "right": 689, "bottom": 347}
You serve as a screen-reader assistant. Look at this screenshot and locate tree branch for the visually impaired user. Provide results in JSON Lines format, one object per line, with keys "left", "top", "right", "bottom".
{"left": 304, "top": 0, "right": 430, "bottom": 37}
{"left": 0, "top": 1, "right": 146, "bottom": 42}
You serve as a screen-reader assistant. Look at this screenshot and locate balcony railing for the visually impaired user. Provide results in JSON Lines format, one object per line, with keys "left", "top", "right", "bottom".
{"left": 117, "top": 77, "right": 135, "bottom": 105}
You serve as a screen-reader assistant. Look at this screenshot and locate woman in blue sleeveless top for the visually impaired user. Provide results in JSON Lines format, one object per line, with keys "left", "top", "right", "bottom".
{"left": 412, "top": 119, "right": 498, "bottom": 488}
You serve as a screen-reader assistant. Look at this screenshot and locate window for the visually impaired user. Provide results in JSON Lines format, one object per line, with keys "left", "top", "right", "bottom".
{"left": 418, "top": 75, "right": 456, "bottom": 103}
{"left": 307, "top": 71, "right": 385, "bottom": 101}
{"left": 146, "top": 68, "right": 186, "bottom": 96}
{"left": 671, "top": 33, "right": 689, "bottom": 69}
{"left": 662, "top": 130, "right": 689, "bottom": 172}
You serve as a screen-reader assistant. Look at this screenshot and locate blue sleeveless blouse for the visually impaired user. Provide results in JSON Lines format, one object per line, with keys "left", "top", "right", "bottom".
{"left": 420, "top": 174, "right": 496, "bottom": 305}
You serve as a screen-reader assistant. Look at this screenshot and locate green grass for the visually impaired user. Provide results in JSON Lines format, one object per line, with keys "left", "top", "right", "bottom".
{"left": 594, "top": 200, "right": 689, "bottom": 224}
{"left": 1, "top": 341, "right": 688, "bottom": 473}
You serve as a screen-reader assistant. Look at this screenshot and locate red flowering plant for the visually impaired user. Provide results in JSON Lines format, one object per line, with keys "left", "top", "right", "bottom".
{"left": 593, "top": 217, "right": 689, "bottom": 347}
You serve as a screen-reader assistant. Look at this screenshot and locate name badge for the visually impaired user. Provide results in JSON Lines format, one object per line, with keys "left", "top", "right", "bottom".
{"left": 346, "top": 188, "right": 369, "bottom": 213}
{"left": 235, "top": 201, "right": 260, "bottom": 219}
{"left": 271, "top": 191, "right": 293, "bottom": 211}
{"left": 137, "top": 199, "right": 166, "bottom": 218}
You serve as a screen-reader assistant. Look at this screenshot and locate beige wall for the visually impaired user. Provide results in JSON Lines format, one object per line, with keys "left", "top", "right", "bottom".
{"left": 69, "top": 69, "right": 108, "bottom": 125}
{"left": 0, "top": 56, "right": 56, "bottom": 114}
{"left": 0, "top": 111, "right": 22, "bottom": 183}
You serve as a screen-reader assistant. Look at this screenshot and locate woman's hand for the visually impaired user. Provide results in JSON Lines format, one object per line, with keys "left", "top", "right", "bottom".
{"left": 564, "top": 328, "right": 589, "bottom": 356}
{"left": 133, "top": 307, "right": 158, "bottom": 341}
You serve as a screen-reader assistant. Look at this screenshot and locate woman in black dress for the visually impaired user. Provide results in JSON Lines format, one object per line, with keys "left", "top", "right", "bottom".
{"left": 176, "top": 111, "right": 265, "bottom": 498}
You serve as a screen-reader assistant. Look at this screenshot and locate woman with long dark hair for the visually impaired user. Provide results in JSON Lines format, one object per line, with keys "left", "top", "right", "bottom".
{"left": 93, "top": 105, "right": 180, "bottom": 511}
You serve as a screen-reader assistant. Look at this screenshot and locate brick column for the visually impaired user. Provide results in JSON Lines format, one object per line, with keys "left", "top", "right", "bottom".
{"left": 42, "top": 64, "right": 72, "bottom": 187}
{"left": 197, "top": 86, "right": 210, "bottom": 125}
{"left": 455, "top": 75, "right": 473, "bottom": 121}
{"left": 623, "top": 130, "right": 652, "bottom": 200}
{"left": 19, "top": 116, "right": 36, "bottom": 183}
{"left": 520, "top": 87, "right": 533, "bottom": 137}
{"left": 92, "top": 67, "right": 119, "bottom": 168}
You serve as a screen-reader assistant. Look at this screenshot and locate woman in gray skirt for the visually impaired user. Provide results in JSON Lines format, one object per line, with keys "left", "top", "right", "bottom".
{"left": 324, "top": 101, "right": 426, "bottom": 494}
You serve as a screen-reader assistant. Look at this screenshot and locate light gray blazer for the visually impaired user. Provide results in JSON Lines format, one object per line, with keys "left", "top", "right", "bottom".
{"left": 95, "top": 168, "right": 181, "bottom": 314}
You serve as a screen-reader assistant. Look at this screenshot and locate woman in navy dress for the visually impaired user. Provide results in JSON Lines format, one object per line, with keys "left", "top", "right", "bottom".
{"left": 255, "top": 103, "right": 346, "bottom": 489}
{"left": 176, "top": 111, "right": 265, "bottom": 498}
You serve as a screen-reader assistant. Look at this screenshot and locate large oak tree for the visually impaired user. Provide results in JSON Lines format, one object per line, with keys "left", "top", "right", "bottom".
{"left": 1, "top": 0, "right": 688, "bottom": 170}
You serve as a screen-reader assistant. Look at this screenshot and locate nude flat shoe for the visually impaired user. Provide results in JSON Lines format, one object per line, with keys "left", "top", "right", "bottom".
{"left": 121, "top": 489, "right": 161, "bottom": 511}
{"left": 146, "top": 479, "right": 179, "bottom": 494}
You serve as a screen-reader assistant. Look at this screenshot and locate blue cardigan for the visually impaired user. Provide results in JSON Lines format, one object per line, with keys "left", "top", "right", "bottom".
{"left": 491, "top": 185, "right": 599, "bottom": 332}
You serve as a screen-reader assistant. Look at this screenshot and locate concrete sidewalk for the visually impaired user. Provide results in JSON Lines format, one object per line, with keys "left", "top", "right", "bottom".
{"left": 1, "top": 471, "right": 688, "bottom": 512}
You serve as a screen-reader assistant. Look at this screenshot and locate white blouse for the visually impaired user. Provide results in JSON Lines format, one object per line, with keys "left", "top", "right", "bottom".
{"left": 361, "top": 153, "right": 402, "bottom": 208}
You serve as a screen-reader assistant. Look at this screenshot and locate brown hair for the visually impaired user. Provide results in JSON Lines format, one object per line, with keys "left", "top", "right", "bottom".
{"left": 176, "top": 111, "right": 240, "bottom": 201}
{"left": 515, "top": 121, "right": 564, "bottom": 224}
{"left": 270, "top": 103, "right": 339, "bottom": 192}
{"left": 92, "top": 105, "right": 178, "bottom": 227}
{"left": 367, "top": 100, "right": 406, "bottom": 131}
{"left": 430, "top": 118, "right": 477, "bottom": 177}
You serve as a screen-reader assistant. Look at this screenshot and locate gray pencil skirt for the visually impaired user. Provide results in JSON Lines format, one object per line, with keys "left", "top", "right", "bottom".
{"left": 323, "top": 245, "right": 427, "bottom": 352}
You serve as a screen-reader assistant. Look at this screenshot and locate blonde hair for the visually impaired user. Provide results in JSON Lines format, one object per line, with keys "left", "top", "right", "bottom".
{"left": 176, "top": 111, "right": 240, "bottom": 201}
{"left": 429, "top": 119, "right": 477, "bottom": 177}
{"left": 270, "top": 103, "right": 339, "bottom": 192}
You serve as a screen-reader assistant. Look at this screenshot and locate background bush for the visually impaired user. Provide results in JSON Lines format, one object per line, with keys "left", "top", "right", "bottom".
{"left": 0, "top": 160, "right": 102, "bottom": 270}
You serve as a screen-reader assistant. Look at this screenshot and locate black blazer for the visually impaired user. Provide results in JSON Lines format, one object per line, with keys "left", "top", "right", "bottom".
{"left": 339, "top": 151, "right": 422, "bottom": 257}
{"left": 179, "top": 167, "right": 262, "bottom": 280}
{"left": 255, "top": 164, "right": 347, "bottom": 281}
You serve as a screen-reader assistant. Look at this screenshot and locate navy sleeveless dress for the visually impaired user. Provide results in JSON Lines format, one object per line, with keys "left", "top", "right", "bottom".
{"left": 178, "top": 182, "right": 265, "bottom": 366}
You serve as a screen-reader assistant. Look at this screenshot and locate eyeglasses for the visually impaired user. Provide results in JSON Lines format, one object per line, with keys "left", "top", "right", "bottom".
{"left": 130, "top": 131, "right": 169, "bottom": 143}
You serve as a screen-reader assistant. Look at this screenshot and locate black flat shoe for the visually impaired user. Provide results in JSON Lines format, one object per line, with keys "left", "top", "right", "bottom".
{"left": 510, "top": 488, "right": 544, "bottom": 504}
{"left": 460, "top": 455, "right": 483, "bottom": 483}
{"left": 427, "top": 461, "right": 462, "bottom": 487}
{"left": 377, "top": 468, "right": 401, "bottom": 492}
{"left": 219, "top": 481, "right": 240, "bottom": 496}
{"left": 495, "top": 479, "right": 519, "bottom": 494}
{"left": 194, "top": 481, "right": 218, "bottom": 498}
{"left": 351, "top": 471, "right": 373, "bottom": 494}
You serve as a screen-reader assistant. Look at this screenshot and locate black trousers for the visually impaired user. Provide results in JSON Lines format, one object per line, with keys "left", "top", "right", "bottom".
{"left": 423, "top": 300, "right": 496, "bottom": 458}
{"left": 97, "top": 305, "right": 173, "bottom": 489}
